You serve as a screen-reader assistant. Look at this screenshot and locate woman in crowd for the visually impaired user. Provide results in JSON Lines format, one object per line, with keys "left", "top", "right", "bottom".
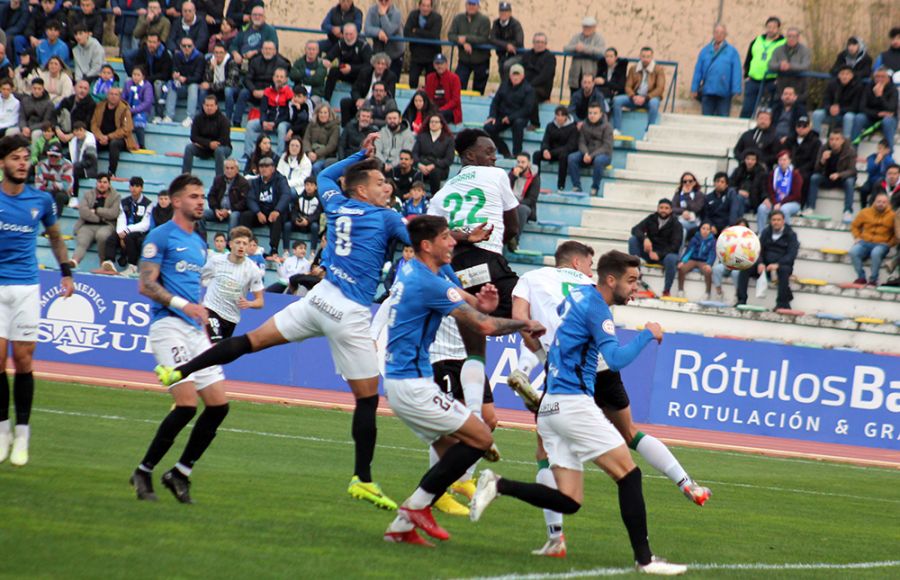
{"left": 277, "top": 136, "right": 313, "bottom": 195}
{"left": 303, "top": 102, "right": 339, "bottom": 175}
{"left": 412, "top": 113, "right": 454, "bottom": 194}
{"left": 39, "top": 56, "right": 74, "bottom": 106}
{"left": 401, "top": 90, "right": 436, "bottom": 134}
{"left": 245, "top": 134, "right": 277, "bottom": 177}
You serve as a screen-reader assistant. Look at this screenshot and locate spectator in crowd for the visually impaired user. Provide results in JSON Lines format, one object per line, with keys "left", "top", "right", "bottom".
{"left": 807, "top": 129, "right": 857, "bottom": 222}
{"left": 691, "top": 23, "right": 742, "bottom": 117}
{"left": 28, "top": 0, "right": 65, "bottom": 52}
{"left": 564, "top": 16, "right": 604, "bottom": 94}
{"left": 289, "top": 41, "right": 327, "bottom": 100}
{"left": 13, "top": 51, "right": 42, "bottom": 97}
{"left": 90, "top": 86, "right": 138, "bottom": 176}
{"left": 35, "top": 143, "right": 73, "bottom": 216}
{"left": 0, "top": 45, "right": 11, "bottom": 81}
{"left": 860, "top": 139, "right": 894, "bottom": 208}
{"left": 768, "top": 27, "right": 811, "bottom": 102}
{"left": 319, "top": 0, "right": 363, "bottom": 53}
{"left": 31, "top": 118, "right": 62, "bottom": 165}
{"left": 880, "top": 163, "right": 900, "bottom": 209}
{"left": 205, "top": 157, "right": 248, "bottom": 230}
{"left": 629, "top": 198, "right": 683, "bottom": 296}
{"left": 401, "top": 181, "right": 429, "bottom": 218}
{"left": 339, "top": 52, "right": 397, "bottom": 127}
{"left": 403, "top": 0, "right": 442, "bottom": 90}
{"left": 704, "top": 171, "right": 744, "bottom": 234}
{"left": 733, "top": 109, "right": 777, "bottom": 167}
{"left": 233, "top": 40, "right": 289, "bottom": 126}
{"left": 677, "top": 221, "right": 716, "bottom": 298}
{"left": 199, "top": 42, "right": 240, "bottom": 122}
{"left": 484, "top": 63, "right": 534, "bottom": 158}
{"left": 244, "top": 133, "right": 276, "bottom": 177}
{"left": 67, "top": 0, "right": 103, "bottom": 45}
{"left": 851, "top": 67, "right": 897, "bottom": 149}
{"left": 127, "top": 1, "right": 170, "bottom": 72}
{"left": 303, "top": 102, "right": 339, "bottom": 175}
{"left": 132, "top": 34, "right": 173, "bottom": 116}
{"left": 226, "top": 0, "right": 264, "bottom": 29}
{"left": 401, "top": 90, "right": 434, "bottom": 133}
{"left": 104, "top": 176, "right": 152, "bottom": 275}
{"left": 39, "top": 56, "right": 73, "bottom": 106}
{"left": 277, "top": 136, "right": 312, "bottom": 195}
{"left": 70, "top": 173, "right": 121, "bottom": 269}
{"left": 244, "top": 67, "right": 293, "bottom": 156}
{"left": 36, "top": 21, "right": 70, "bottom": 69}
{"left": 68, "top": 121, "right": 97, "bottom": 195}
{"left": 285, "top": 86, "right": 314, "bottom": 144}
{"left": 849, "top": 191, "right": 895, "bottom": 285}
{"left": 375, "top": 109, "right": 414, "bottom": 172}
{"left": 208, "top": 16, "right": 238, "bottom": 54}
{"left": 293, "top": 177, "right": 322, "bottom": 251}
{"left": 183, "top": 94, "right": 231, "bottom": 174}
{"left": 490, "top": 2, "right": 524, "bottom": 80}
{"left": 740, "top": 16, "right": 785, "bottom": 118}
{"left": 56, "top": 79, "right": 94, "bottom": 136}
{"left": 736, "top": 209, "right": 798, "bottom": 310}
{"left": 759, "top": 149, "right": 802, "bottom": 230}
{"left": 508, "top": 152, "right": 539, "bottom": 246}
{"left": 2, "top": 0, "right": 32, "bottom": 60}
{"left": 567, "top": 102, "right": 612, "bottom": 195}
{"left": 380, "top": 244, "right": 414, "bottom": 295}
{"left": 568, "top": 73, "right": 606, "bottom": 123}
{"left": 112, "top": 0, "right": 147, "bottom": 56}
{"left": 339, "top": 106, "right": 378, "bottom": 158}
{"left": 229, "top": 5, "right": 278, "bottom": 66}
{"left": 612, "top": 47, "right": 665, "bottom": 133}
{"left": 167, "top": 2, "right": 209, "bottom": 55}
{"left": 534, "top": 105, "right": 578, "bottom": 191}
{"left": 872, "top": 27, "right": 900, "bottom": 73}
{"left": 89, "top": 64, "right": 117, "bottom": 104}
{"left": 413, "top": 112, "right": 454, "bottom": 194}
{"left": 424, "top": 53, "right": 462, "bottom": 124}
{"left": 164, "top": 36, "right": 204, "bottom": 125}
{"left": 365, "top": 0, "right": 405, "bottom": 80}
{"left": 0, "top": 79, "right": 20, "bottom": 137}
{"left": 447, "top": 0, "right": 491, "bottom": 95}
{"left": 769, "top": 86, "right": 806, "bottom": 142}
{"left": 240, "top": 156, "right": 292, "bottom": 257}
{"left": 830, "top": 36, "right": 872, "bottom": 80}
{"left": 18, "top": 78, "right": 54, "bottom": 146}
{"left": 267, "top": 241, "right": 311, "bottom": 294}
{"left": 122, "top": 66, "right": 154, "bottom": 148}
{"left": 323, "top": 23, "right": 371, "bottom": 101}
{"left": 146, "top": 188, "right": 174, "bottom": 232}
{"left": 595, "top": 47, "right": 628, "bottom": 107}
{"left": 389, "top": 150, "right": 421, "bottom": 197}
{"left": 812, "top": 65, "right": 862, "bottom": 137}
{"left": 784, "top": 115, "right": 819, "bottom": 202}
{"left": 71, "top": 24, "right": 104, "bottom": 83}
{"left": 672, "top": 171, "right": 706, "bottom": 239}
{"left": 521, "top": 32, "right": 556, "bottom": 128}
{"left": 712, "top": 217, "right": 751, "bottom": 297}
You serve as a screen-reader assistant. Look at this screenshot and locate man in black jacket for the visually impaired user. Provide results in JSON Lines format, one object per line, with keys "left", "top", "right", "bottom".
{"left": 323, "top": 23, "right": 372, "bottom": 101}
{"left": 232, "top": 40, "right": 290, "bottom": 126}
{"left": 567, "top": 73, "right": 606, "bottom": 122}
{"left": 339, "top": 53, "right": 397, "bottom": 127}
{"left": 533, "top": 105, "right": 578, "bottom": 190}
{"left": 784, "top": 115, "right": 820, "bottom": 200}
{"left": 204, "top": 158, "right": 249, "bottom": 230}
{"left": 627, "top": 199, "right": 683, "bottom": 296}
{"left": 483, "top": 64, "right": 534, "bottom": 157}
{"left": 133, "top": 34, "right": 173, "bottom": 112}
{"left": 338, "top": 106, "right": 378, "bottom": 159}
{"left": 403, "top": 0, "right": 442, "bottom": 89}
{"left": 704, "top": 172, "right": 744, "bottom": 234}
{"left": 736, "top": 209, "right": 799, "bottom": 310}
{"left": 733, "top": 109, "right": 778, "bottom": 167}
{"left": 490, "top": 2, "right": 524, "bottom": 81}
{"left": 769, "top": 86, "right": 807, "bottom": 141}
{"left": 851, "top": 67, "right": 898, "bottom": 150}
{"left": 521, "top": 33, "right": 556, "bottom": 127}
{"left": 811, "top": 66, "right": 862, "bottom": 137}
{"left": 182, "top": 95, "right": 232, "bottom": 175}
{"left": 596, "top": 48, "right": 628, "bottom": 104}
{"left": 164, "top": 37, "right": 205, "bottom": 124}
{"left": 319, "top": 0, "right": 363, "bottom": 53}
{"left": 293, "top": 176, "right": 322, "bottom": 251}
{"left": 240, "top": 156, "right": 292, "bottom": 256}
{"left": 56, "top": 79, "right": 95, "bottom": 133}
{"left": 729, "top": 150, "right": 767, "bottom": 211}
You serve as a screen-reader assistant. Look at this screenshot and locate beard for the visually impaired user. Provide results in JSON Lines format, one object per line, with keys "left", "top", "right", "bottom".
{"left": 4, "top": 170, "right": 26, "bottom": 185}
{"left": 387, "top": 122, "right": 400, "bottom": 131}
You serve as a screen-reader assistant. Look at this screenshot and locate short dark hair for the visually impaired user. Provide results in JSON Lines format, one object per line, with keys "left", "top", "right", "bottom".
{"left": 45, "top": 20, "right": 61, "bottom": 30}
{"left": 829, "top": 127, "right": 844, "bottom": 136}
{"left": 72, "top": 24, "right": 88, "bottom": 35}
{"left": 872, "top": 191, "right": 889, "bottom": 201}
{"left": 595, "top": 250, "right": 640, "bottom": 281}
{"left": 714, "top": 171, "right": 728, "bottom": 182}
{"left": 146, "top": 32, "right": 161, "bottom": 41}
{"left": 640, "top": 46, "right": 653, "bottom": 53}
{"left": 657, "top": 198, "right": 672, "bottom": 207}
{"left": 204, "top": 94, "right": 218, "bottom": 104}
{"left": 878, "top": 138, "right": 892, "bottom": 148}
{"left": 96, "top": 172, "right": 111, "bottom": 182}
{"left": 587, "top": 102, "right": 603, "bottom": 111}
{"left": 606, "top": 47, "right": 618, "bottom": 57}
{"left": 769, "top": 209, "right": 785, "bottom": 220}
{"left": 890, "top": 27, "right": 900, "bottom": 39}
{"left": 72, "top": 120, "right": 87, "bottom": 131}
{"left": 0, "top": 78, "right": 13, "bottom": 89}
{"left": 129, "top": 176, "right": 144, "bottom": 187}
{"left": 455, "top": 128, "right": 490, "bottom": 158}
{"left": 766, "top": 16, "right": 781, "bottom": 27}
{"left": 158, "top": 189, "right": 170, "bottom": 197}
{"left": 229, "top": 225, "right": 253, "bottom": 240}
{"left": 31, "top": 78, "right": 44, "bottom": 86}
{"left": 837, "top": 64, "right": 854, "bottom": 73}
{"left": 131, "top": 64, "right": 147, "bottom": 77}
{"left": 168, "top": 173, "right": 204, "bottom": 197}
{"left": 886, "top": 163, "right": 900, "bottom": 173}
{"left": 0, "top": 134, "right": 31, "bottom": 159}
{"left": 399, "top": 149, "right": 414, "bottom": 158}
{"left": 408, "top": 215, "right": 449, "bottom": 251}
{"left": 292, "top": 240, "right": 307, "bottom": 249}
{"left": 410, "top": 180, "right": 427, "bottom": 191}
{"left": 343, "top": 158, "right": 382, "bottom": 196}
{"left": 554, "top": 240, "right": 594, "bottom": 266}
{"left": 293, "top": 85, "right": 308, "bottom": 97}
{"left": 554, "top": 105, "right": 568, "bottom": 116}
{"left": 304, "top": 176, "right": 317, "bottom": 185}
{"left": 213, "top": 232, "right": 227, "bottom": 241}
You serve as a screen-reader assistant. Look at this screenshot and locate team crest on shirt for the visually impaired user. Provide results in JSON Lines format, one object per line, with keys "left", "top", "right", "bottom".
{"left": 602, "top": 319, "right": 616, "bottom": 335}
{"left": 30, "top": 207, "right": 39, "bottom": 219}
{"left": 142, "top": 243, "right": 158, "bottom": 259}
{"left": 447, "top": 288, "right": 462, "bottom": 302}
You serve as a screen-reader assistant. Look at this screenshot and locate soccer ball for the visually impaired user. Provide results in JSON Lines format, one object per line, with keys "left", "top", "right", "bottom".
{"left": 716, "top": 226, "right": 760, "bottom": 271}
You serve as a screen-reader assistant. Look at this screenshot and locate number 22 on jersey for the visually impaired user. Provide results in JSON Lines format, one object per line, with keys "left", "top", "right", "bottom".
{"left": 443, "top": 188, "right": 488, "bottom": 229}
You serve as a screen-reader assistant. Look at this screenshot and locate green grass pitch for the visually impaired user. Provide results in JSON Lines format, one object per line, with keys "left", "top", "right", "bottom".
{"left": 2, "top": 380, "right": 899, "bottom": 579}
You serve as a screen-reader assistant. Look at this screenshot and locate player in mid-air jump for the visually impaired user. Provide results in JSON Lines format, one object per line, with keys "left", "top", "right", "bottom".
{"left": 0, "top": 134, "right": 74, "bottom": 467}
{"left": 153, "top": 134, "right": 410, "bottom": 510}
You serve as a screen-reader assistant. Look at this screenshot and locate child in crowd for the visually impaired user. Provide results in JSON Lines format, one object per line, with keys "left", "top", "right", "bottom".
{"left": 401, "top": 181, "right": 429, "bottom": 219}
{"left": 677, "top": 221, "right": 717, "bottom": 299}
{"left": 266, "top": 241, "right": 312, "bottom": 293}
{"left": 90, "top": 65, "right": 117, "bottom": 103}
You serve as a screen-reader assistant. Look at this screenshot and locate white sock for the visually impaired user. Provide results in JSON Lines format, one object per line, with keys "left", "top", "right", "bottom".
{"left": 407, "top": 486, "right": 436, "bottom": 510}
{"left": 635, "top": 434, "right": 691, "bottom": 488}
{"left": 387, "top": 512, "right": 414, "bottom": 533}
{"left": 175, "top": 462, "right": 192, "bottom": 477}
{"left": 460, "top": 357, "right": 485, "bottom": 418}
{"left": 0, "top": 420, "right": 10, "bottom": 434}
{"left": 536, "top": 467, "right": 564, "bottom": 538}
{"left": 518, "top": 344, "right": 540, "bottom": 375}
{"left": 429, "top": 445, "right": 439, "bottom": 468}
{"left": 461, "top": 461, "right": 476, "bottom": 483}
{"left": 137, "top": 464, "right": 153, "bottom": 474}
{"left": 13, "top": 424, "right": 29, "bottom": 440}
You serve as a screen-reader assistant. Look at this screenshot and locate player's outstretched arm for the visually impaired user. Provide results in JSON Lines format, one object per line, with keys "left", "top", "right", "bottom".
{"left": 451, "top": 303, "right": 544, "bottom": 338}
{"left": 458, "top": 283, "right": 499, "bottom": 314}
{"left": 45, "top": 222, "right": 74, "bottom": 297}
{"left": 512, "top": 296, "right": 542, "bottom": 354}
{"left": 139, "top": 261, "right": 208, "bottom": 324}
{"left": 597, "top": 328, "right": 655, "bottom": 372}
{"left": 316, "top": 149, "right": 367, "bottom": 197}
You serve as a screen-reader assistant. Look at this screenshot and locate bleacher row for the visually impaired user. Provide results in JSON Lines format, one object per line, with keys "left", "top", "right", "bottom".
{"left": 36, "top": 58, "right": 900, "bottom": 354}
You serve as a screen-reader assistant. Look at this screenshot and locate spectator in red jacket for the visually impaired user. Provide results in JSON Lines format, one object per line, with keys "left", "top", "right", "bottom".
{"left": 424, "top": 53, "right": 461, "bottom": 124}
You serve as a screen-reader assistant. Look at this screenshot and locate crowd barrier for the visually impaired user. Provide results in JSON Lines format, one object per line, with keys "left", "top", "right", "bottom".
{"left": 35, "top": 271, "right": 899, "bottom": 452}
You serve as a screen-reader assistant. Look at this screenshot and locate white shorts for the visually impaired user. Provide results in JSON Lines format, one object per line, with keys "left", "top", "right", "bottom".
{"left": 384, "top": 377, "right": 471, "bottom": 444}
{"left": 273, "top": 280, "right": 378, "bottom": 380}
{"left": 149, "top": 316, "right": 225, "bottom": 391}
{"left": 537, "top": 393, "right": 625, "bottom": 471}
{"left": 0, "top": 284, "right": 40, "bottom": 342}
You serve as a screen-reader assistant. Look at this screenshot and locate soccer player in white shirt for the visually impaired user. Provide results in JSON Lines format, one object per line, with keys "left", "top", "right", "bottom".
{"left": 201, "top": 226, "right": 265, "bottom": 342}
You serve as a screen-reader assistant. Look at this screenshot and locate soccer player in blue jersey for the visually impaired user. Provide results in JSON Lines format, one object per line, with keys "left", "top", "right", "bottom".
{"left": 0, "top": 134, "right": 74, "bottom": 467}
{"left": 468, "top": 250, "right": 687, "bottom": 575}
{"left": 382, "top": 215, "right": 546, "bottom": 546}
{"left": 154, "top": 134, "right": 410, "bottom": 510}
{"left": 129, "top": 174, "right": 231, "bottom": 504}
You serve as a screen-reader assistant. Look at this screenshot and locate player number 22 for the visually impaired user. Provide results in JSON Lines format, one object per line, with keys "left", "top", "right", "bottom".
{"left": 335, "top": 216, "right": 352, "bottom": 256}
{"left": 443, "top": 188, "right": 488, "bottom": 229}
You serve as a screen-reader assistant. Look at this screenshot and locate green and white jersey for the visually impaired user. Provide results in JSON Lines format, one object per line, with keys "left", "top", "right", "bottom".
{"left": 512, "top": 266, "right": 594, "bottom": 352}
{"left": 428, "top": 165, "right": 519, "bottom": 255}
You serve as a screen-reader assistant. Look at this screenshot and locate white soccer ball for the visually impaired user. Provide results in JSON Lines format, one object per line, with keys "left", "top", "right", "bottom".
{"left": 716, "top": 226, "right": 760, "bottom": 271}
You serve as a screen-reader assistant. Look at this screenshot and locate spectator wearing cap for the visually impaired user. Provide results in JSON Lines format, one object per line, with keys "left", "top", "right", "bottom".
{"left": 18, "top": 78, "right": 54, "bottom": 147}
{"left": 769, "top": 85, "right": 806, "bottom": 142}
{"left": 447, "top": 0, "right": 492, "bottom": 95}
{"left": 534, "top": 105, "right": 578, "bottom": 191}
{"left": 691, "top": 24, "right": 742, "bottom": 117}
{"left": 736, "top": 209, "right": 798, "bottom": 310}
{"left": 612, "top": 46, "right": 665, "bottom": 132}
{"left": 566, "top": 102, "right": 612, "bottom": 195}
{"left": 319, "top": 0, "right": 363, "bottom": 54}
{"left": 730, "top": 150, "right": 767, "bottom": 211}
{"left": 628, "top": 198, "right": 683, "bottom": 296}
{"left": 860, "top": 139, "right": 895, "bottom": 208}
{"left": 290, "top": 41, "right": 328, "bottom": 100}
{"left": 807, "top": 128, "right": 857, "bottom": 222}
{"left": 811, "top": 65, "right": 862, "bottom": 137}
{"left": 241, "top": 155, "right": 293, "bottom": 257}
{"left": 851, "top": 67, "right": 898, "bottom": 149}
{"left": 733, "top": 108, "right": 778, "bottom": 168}
{"left": 740, "top": 17, "right": 785, "bottom": 119}
{"left": 425, "top": 53, "right": 462, "bottom": 124}
{"left": 490, "top": 2, "right": 524, "bottom": 81}
{"left": 183, "top": 94, "right": 232, "bottom": 175}
{"left": 484, "top": 63, "right": 534, "bottom": 158}
{"left": 784, "top": 114, "right": 820, "bottom": 202}
{"left": 595, "top": 47, "right": 628, "bottom": 107}
{"left": 520, "top": 33, "right": 557, "bottom": 127}
{"left": 758, "top": 149, "right": 802, "bottom": 231}
{"left": 564, "top": 17, "right": 604, "bottom": 94}
{"left": 849, "top": 191, "right": 895, "bottom": 286}
{"left": 829, "top": 36, "right": 872, "bottom": 80}
{"left": 365, "top": 0, "right": 405, "bottom": 80}
{"left": 105, "top": 176, "right": 153, "bottom": 276}
{"left": 704, "top": 172, "right": 745, "bottom": 234}
{"left": 340, "top": 52, "right": 398, "bottom": 128}
{"left": 323, "top": 23, "right": 372, "bottom": 102}
{"left": 403, "top": 0, "right": 443, "bottom": 90}
{"left": 35, "top": 143, "right": 74, "bottom": 216}
{"left": 71, "top": 173, "right": 121, "bottom": 269}
{"left": 768, "top": 27, "right": 811, "bottom": 103}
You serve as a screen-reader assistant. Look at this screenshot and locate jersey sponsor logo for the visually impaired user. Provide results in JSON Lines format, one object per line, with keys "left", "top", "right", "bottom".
{"left": 328, "top": 264, "right": 358, "bottom": 285}
{"left": 142, "top": 243, "right": 158, "bottom": 259}
{"left": 446, "top": 288, "right": 462, "bottom": 303}
{"left": 602, "top": 319, "right": 616, "bottom": 336}
{"left": 175, "top": 260, "right": 203, "bottom": 273}
{"left": 0, "top": 220, "right": 35, "bottom": 233}
{"left": 537, "top": 400, "right": 560, "bottom": 417}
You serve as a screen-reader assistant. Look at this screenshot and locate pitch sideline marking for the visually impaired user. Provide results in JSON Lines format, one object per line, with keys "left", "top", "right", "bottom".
{"left": 34, "top": 407, "right": 900, "bottom": 506}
